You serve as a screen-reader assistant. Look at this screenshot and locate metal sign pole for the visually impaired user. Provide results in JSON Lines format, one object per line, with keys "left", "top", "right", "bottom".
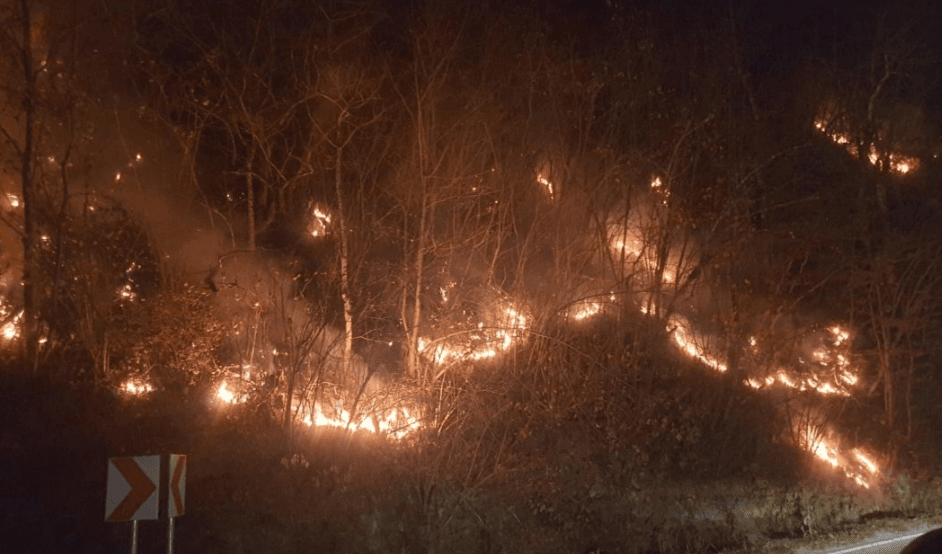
{"left": 130, "top": 519, "right": 139, "bottom": 554}
{"left": 166, "top": 516, "right": 175, "bottom": 554}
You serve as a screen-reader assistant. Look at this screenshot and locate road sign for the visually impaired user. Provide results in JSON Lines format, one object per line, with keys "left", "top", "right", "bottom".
{"left": 168, "top": 454, "right": 186, "bottom": 518}
{"left": 105, "top": 456, "right": 160, "bottom": 522}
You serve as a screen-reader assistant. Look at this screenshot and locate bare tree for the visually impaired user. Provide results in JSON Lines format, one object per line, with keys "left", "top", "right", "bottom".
{"left": 850, "top": 233, "right": 942, "bottom": 443}
{"left": 0, "top": 0, "right": 42, "bottom": 365}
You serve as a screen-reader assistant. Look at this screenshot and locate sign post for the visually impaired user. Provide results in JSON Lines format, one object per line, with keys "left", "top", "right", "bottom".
{"left": 105, "top": 455, "right": 160, "bottom": 554}
{"left": 166, "top": 454, "right": 186, "bottom": 554}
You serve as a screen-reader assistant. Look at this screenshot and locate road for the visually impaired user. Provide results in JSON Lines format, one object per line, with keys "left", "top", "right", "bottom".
{"left": 801, "top": 525, "right": 937, "bottom": 554}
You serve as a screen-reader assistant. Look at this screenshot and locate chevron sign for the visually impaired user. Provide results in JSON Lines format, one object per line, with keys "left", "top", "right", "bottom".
{"left": 168, "top": 454, "right": 186, "bottom": 518}
{"left": 105, "top": 456, "right": 160, "bottom": 522}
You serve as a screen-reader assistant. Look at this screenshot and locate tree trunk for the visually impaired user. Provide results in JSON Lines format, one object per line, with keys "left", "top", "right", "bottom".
{"left": 19, "top": 0, "right": 37, "bottom": 370}
{"left": 333, "top": 138, "right": 355, "bottom": 391}
{"left": 407, "top": 189, "right": 429, "bottom": 382}
{"left": 882, "top": 357, "right": 895, "bottom": 429}
{"left": 246, "top": 141, "right": 257, "bottom": 251}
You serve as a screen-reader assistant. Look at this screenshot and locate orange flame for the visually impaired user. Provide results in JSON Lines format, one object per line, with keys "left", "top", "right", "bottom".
{"left": 814, "top": 117, "right": 919, "bottom": 175}
{"left": 307, "top": 205, "right": 332, "bottom": 238}
{"left": 666, "top": 314, "right": 727, "bottom": 372}
{"left": 1, "top": 310, "right": 22, "bottom": 341}
{"left": 120, "top": 378, "right": 154, "bottom": 396}
{"left": 216, "top": 381, "right": 246, "bottom": 404}
{"left": 536, "top": 172, "right": 555, "bottom": 199}
{"left": 420, "top": 299, "right": 529, "bottom": 365}
{"left": 301, "top": 402, "right": 420, "bottom": 440}
{"left": 798, "top": 424, "right": 881, "bottom": 488}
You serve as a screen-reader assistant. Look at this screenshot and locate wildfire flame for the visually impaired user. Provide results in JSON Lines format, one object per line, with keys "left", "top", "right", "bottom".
{"left": 216, "top": 381, "right": 246, "bottom": 404}
{"left": 800, "top": 426, "right": 881, "bottom": 488}
{"left": 814, "top": 118, "right": 919, "bottom": 175}
{"left": 741, "top": 325, "right": 859, "bottom": 397}
{"left": 419, "top": 299, "right": 529, "bottom": 366}
{"left": 117, "top": 282, "right": 137, "bottom": 301}
{"left": 1, "top": 309, "right": 22, "bottom": 341}
{"left": 301, "top": 402, "right": 420, "bottom": 440}
{"left": 642, "top": 296, "right": 875, "bottom": 487}
{"left": 568, "top": 300, "right": 603, "bottom": 322}
{"left": 609, "top": 230, "right": 682, "bottom": 286}
{"left": 666, "top": 313, "right": 727, "bottom": 372}
{"left": 536, "top": 172, "right": 555, "bottom": 199}
{"left": 307, "top": 205, "right": 332, "bottom": 238}
{"left": 121, "top": 378, "right": 154, "bottom": 396}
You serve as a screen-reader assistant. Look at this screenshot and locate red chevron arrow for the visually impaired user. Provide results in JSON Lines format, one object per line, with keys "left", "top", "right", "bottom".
{"left": 107, "top": 457, "right": 157, "bottom": 522}
{"left": 169, "top": 455, "right": 186, "bottom": 517}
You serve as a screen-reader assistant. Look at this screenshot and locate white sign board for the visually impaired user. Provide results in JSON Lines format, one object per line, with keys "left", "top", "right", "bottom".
{"left": 105, "top": 455, "right": 160, "bottom": 522}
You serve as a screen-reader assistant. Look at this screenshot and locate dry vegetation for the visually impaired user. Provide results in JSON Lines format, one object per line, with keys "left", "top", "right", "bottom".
{"left": 4, "top": 294, "right": 942, "bottom": 553}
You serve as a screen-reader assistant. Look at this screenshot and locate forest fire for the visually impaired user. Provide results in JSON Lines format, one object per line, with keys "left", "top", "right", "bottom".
{"left": 536, "top": 172, "right": 555, "bottom": 199}
{"left": 648, "top": 300, "right": 876, "bottom": 487}
{"left": 301, "top": 402, "right": 420, "bottom": 440}
{"left": 814, "top": 118, "right": 919, "bottom": 175}
{"left": 737, "top": 325, "right": 860, "bottom": 396}
{"left": 419, "top": 299, "right": 530, "bottom": 365}
{"left": 566, "top": 295, "right": 617, "bottom": 322}
{"left": 211, "top": 366, "right": 421, "bottom": 440}
{"left": 307, "top": 204, "right": 332, "bottom": 238}
{"left": 216, "top": 381, "right": 247, "bottom": 404}
{"left": 120, "top": 378, "right": 154, "bottom": 396}
{"left": 608, "top": 231, "right": 682, "bottom": 286}
{"left": 117, "top": 282, "right": 137, "bottom": 301}
{"left": 666, "top": 314, "right": 727, "bottom": 372}
{"left": 1, "top": 308, "right": 22, "bottom": 341}
{"left": 801, "top": 427, "right": 881, "bottom": 488}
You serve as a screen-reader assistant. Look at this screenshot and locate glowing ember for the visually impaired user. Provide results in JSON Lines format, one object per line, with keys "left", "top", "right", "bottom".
{"left": 117, "top": 283, "right": 137, "bottom": 301}
{"left": 6, "top": 194, "right": 19, "bottom": 209}
{"left": 439, "top": 281, "right": 456, "bottom": 303}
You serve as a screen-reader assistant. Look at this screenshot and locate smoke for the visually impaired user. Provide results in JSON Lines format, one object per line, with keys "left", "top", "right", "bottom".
{"left": 97, "top": 105, "right": 233, "bottom": 283}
